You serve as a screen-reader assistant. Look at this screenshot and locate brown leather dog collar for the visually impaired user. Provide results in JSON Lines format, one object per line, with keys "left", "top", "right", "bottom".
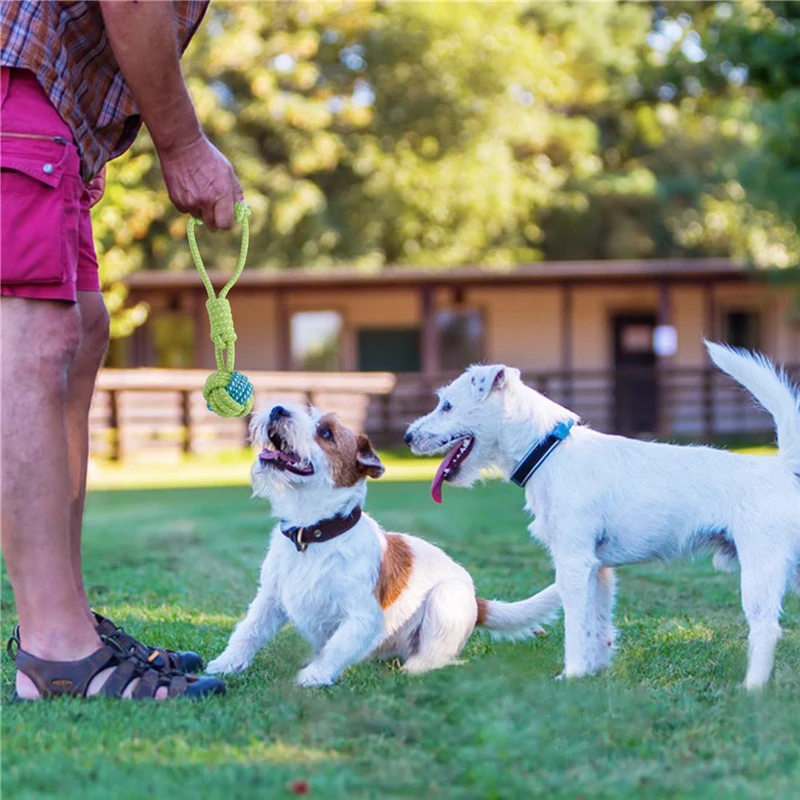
{"left": 281, "top": 507, "right": 362, "bottom": 553}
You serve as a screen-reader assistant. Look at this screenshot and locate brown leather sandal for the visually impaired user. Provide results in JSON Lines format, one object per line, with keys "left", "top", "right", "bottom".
{"left": 7, "top": 617, "right": 204, "bottom": 674}
{"left": 8, "top": 636, "right": 225, "bottom": 700}
{"left": 92, "top": 612, "right": 204, "bottom": 673}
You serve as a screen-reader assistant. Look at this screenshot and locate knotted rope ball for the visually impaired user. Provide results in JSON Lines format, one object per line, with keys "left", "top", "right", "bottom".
{"left": 187, "top": 201, "right": 255, "bottom": 418}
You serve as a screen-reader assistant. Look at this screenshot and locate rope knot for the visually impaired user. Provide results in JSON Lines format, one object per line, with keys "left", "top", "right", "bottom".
{"left": 206, "top": 297, "right": 236, "bottom": 348}
{"left": 203, "top": 370, "right": 254, "bottom": 418}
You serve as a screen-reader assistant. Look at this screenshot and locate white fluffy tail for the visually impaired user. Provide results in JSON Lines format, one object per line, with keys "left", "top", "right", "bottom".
{"left": 705, "top": 341, "right": 800, "bottom": 474}
{"left": 476, "top": 583, "right": 561, "bottom": 640}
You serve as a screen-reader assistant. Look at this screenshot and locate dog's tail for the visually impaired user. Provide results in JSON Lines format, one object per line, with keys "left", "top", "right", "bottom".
{"left": 705, "top": 341, "right": 800, "bottom": 474}
{"left": 476, "top": 583, "right": 561, "bottom": 640}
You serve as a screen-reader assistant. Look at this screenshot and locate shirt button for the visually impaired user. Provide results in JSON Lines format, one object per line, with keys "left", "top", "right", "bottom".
{"left": 42, "top": 163, "right": 54, "bottom": 174}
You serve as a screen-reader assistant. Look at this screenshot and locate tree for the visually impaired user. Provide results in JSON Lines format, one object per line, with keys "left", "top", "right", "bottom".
{"left": 93, "top": 0, "right": 800, "bottom": 337}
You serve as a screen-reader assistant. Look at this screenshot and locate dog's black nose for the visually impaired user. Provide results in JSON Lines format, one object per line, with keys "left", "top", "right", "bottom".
{"left": 403, "top": 431, "right": 413, "bottom": 446}
{"left": 270, "top": 406, "right": 289, "bottom": 424}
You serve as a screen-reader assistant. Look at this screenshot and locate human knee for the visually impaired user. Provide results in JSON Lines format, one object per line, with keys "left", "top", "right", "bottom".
{"left": 3, "top": 301, "right": 83, "bottom": 387}
{"left": 76, "top": 296, "right": 110, "bottom": 375}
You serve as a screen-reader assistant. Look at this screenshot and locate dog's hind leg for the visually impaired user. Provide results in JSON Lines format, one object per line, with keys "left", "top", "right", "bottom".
{"left": 587, "top": 566, "right": 617, "bottom": 673}
{"left": 739, "top": 547, "right": 792, "bottom": 691}
{"left": 402, "top": 580, "right": 476, "bottom": 674}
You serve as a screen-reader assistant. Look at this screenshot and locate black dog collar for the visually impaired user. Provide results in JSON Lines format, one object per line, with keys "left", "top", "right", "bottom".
{"left": 282, "top": 507, "right": 362, "bottom": 553}
{"left": 510, "top": 420, "right": 575, "bottom": 488}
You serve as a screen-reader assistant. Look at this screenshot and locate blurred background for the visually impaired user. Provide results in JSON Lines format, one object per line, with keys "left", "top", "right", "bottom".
{"left": 89, "top": 0, "right": 800, "bottom": 462}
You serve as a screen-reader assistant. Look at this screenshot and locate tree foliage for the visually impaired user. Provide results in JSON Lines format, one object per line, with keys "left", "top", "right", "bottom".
{"left": 91, "top": 0, "right": 800, "bottom": 335}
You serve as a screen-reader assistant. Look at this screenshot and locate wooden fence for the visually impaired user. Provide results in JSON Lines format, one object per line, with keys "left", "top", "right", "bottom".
{"left": 90, "top": 369, "right": 396, "bottom": 461}
{"left": 90, "top": 364, "right": 798, "bottom": 460}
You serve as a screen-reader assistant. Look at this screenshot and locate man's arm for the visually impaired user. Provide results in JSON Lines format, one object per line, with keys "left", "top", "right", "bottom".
{"left": 98, "top": 1, "right": 241, "bottom": 231}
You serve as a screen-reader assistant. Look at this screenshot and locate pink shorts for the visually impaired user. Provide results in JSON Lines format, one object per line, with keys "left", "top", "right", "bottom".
{"left": 0, "top": 68, "right": 100, "bottom": 302}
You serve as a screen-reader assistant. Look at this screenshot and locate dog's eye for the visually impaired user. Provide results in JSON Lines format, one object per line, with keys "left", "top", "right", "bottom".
{"left": 441, "top": 401, "right": 452, "bottom": 412}
{"left": 319, "top": 426, "right": 333, "bottom": 441}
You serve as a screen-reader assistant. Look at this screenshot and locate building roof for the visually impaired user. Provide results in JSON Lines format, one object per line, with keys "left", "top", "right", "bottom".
{"left": 126, "top": 258, "right": 760, "bottom": 292}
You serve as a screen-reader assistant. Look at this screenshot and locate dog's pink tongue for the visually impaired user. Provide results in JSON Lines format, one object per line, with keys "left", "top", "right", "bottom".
{"left": 430, "top": 447, "right": 459, "bottom": 504}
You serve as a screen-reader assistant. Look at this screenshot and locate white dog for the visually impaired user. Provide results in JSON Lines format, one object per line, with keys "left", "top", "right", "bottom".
{"left": 405, "top": 342, "right": 800, "bottom": 690}
{"left": 207, "top": 403, "right": 560, "bottom": 686}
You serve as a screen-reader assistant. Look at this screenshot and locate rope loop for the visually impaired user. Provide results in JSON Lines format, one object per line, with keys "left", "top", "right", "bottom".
{"left": 187, "top": 201, "right": 254, "bottom": 418}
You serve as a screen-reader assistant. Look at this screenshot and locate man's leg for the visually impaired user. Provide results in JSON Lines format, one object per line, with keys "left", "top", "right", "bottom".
{"left": 65, "top": 291, "right": 110, "bottom": 623}
{"left": 2, "top": 296, "right": 169, "bottom": 700}
{"left": 1, "top": 297, "right": 104, "bottom": 696}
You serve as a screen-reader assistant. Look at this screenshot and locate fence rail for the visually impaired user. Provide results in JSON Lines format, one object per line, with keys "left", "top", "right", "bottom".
{"left": 91, "top": 369, "right": 396, "bottom": 461}
{"left": 90, "top": 364, "right": 799, "bottom": 460}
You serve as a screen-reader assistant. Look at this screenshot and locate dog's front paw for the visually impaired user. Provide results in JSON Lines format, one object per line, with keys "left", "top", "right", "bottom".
{"left": 207, "top": 651, "right": 251, "bottom": 675}
{"left": 296, "top": 663, "right": 335, "bottom": 688}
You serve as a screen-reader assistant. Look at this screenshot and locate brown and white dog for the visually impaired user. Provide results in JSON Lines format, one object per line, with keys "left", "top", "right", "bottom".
{"left": 207, "top": 402, "right": 561, "bottom": 686}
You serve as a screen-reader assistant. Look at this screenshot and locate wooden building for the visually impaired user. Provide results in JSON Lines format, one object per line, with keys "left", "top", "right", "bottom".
{"left": 93, "top": 259, "right": 799, "bottom": 458}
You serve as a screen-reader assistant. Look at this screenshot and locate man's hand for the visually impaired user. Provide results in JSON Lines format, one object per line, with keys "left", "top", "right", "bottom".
{"left": 86, "top": 166, "right": 106, "bottom": 209}
{"left": 159, "top": 135, "right": 243, "bottom": 232}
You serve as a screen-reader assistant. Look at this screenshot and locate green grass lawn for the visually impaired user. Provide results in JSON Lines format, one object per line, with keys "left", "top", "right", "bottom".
{"left": 2, "top": 472, "right": 799, "bottom": 798}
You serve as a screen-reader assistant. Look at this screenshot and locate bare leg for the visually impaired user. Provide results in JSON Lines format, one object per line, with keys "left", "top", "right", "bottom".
{"left": 2, "top": 297, "right": 165, "bottom": 699}
{"left": 65, "top": 292, "right": 110, "bottom": 623}
{"left": 2, "top": 298, "right": 103, "bottom": 696}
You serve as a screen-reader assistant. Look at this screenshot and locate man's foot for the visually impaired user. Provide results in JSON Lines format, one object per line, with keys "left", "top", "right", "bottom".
{"left": 10, "top": 634, "right": 224, "bottom": 701}
{"left": 92, "top": 613, "right": 204, "bottom": 673}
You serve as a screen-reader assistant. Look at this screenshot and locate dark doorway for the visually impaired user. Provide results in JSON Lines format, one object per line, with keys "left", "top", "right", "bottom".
{"left": 358, "top": 328, "right": 422, "bottom": 373}
{"left": 613, "top": 313, "right": 657, "bottom": 435}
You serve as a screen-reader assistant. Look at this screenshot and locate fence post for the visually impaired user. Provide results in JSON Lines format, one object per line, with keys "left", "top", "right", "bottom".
{"left": 381, "top": 392, "right": 392, "bottom": 446}
{"left": 109, "top": 389, "right": 121, "bottom": 461}
{"left": 539, "top": 374, "right": 549, "bottom": 398}
{"left": 702, "top": 367, "right": 714, "bottom": 441}
{"left": 182, "top": 390, "right": 193, "bottom": 455}
{"left": 657, "top": 366, "right": 671, "bottom": 438}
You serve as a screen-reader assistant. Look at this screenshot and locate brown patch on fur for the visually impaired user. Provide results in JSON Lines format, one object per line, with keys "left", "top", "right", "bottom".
{"left": 315, "top": 414, "right": 384, "bottom": 486}
{"left": 376, "top": 534, "right": 413, "bottom": 609}
{"left": 475, "top": 597, "right": 489, "bottom": 627}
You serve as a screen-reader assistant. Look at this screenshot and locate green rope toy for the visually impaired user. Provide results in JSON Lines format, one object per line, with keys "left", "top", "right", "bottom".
{"left": 187, "top": 201, "right": 255, "bottom": 418}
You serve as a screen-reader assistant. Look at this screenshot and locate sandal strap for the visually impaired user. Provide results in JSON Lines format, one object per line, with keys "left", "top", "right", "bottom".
{"left": 98, "top": 655, "right": 140, "bottom": 698}
{"left": 6, "top": 624, "right": 21, "bottom": 656}
{"left": 93, "top": 613, "right": 176, "bottom": 670}
{"left": 168, "top": 673, "right": 189, "bottom": 698}
{"left": 131, "top": 668, "right": 162, "bottom": 699}
{"left": 14, "top": 644, "right": 121, "bottom": 698}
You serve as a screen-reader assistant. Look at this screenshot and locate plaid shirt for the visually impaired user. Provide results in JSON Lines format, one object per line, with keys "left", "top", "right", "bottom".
{"left": 0, "top": 0, "right": 208, "bottom": 181}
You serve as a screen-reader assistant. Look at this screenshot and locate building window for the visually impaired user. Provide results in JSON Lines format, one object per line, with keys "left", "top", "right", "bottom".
{"left": 438, "top": 309, "right": 483, "bottom": 370}
{"left": 358, "top": 328, "right": 421, "bottom": 372}
{"left": 725, "top": 311, "right": 760, "bottom": 350}
{"left": 291, "top": 311, "right": 343, "bottom": 371}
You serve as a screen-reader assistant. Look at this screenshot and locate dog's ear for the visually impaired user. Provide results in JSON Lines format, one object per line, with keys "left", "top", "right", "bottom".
{"left": 356, "top": 434, "right": 385, "bottom": 479}
{"left": 470, "top": 365, "right": 516, "bottom": 402}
